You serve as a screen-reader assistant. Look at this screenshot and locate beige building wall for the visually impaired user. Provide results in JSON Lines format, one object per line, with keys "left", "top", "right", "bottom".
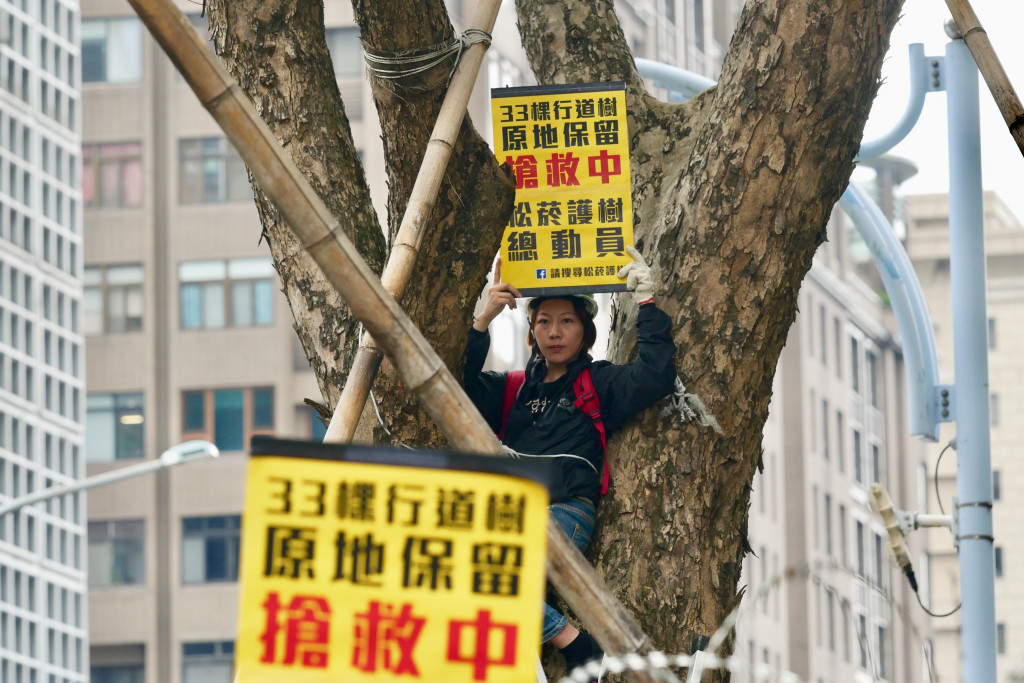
{"left": 737, "top": 205, "right": 931, "bottom": 683}
{"left": 82, "top": 1, "right": 319, "bottom": 680}
{"left": 906, "top": 191, "right": 1024, "bottom": 682}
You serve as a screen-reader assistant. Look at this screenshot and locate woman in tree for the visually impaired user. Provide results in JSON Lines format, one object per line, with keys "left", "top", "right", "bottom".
{"left": 463, "top": 246, "right": 677, "bottom": 676}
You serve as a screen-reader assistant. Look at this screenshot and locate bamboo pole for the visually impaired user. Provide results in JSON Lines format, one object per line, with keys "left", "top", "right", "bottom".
{"left": 945, "top": 0, "right": 1024, "bottom": 158}
{"left": 324, "top": 1, "right": 503, "bottom": 443}
{"left": 125, "top": 2, "right": 677, "bottom": 680}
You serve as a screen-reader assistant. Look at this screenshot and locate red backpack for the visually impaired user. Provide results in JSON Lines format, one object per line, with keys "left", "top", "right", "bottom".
{"left": 497, "top": 369, "right": 610, "bottom": 495}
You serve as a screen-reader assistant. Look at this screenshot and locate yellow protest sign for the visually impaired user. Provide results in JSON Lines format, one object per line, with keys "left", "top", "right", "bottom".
{"left": 235, "top": 438, "right": 550, "bottom": 682}
{"left": 491, "top": 81, "right": 633, "bottom": 295}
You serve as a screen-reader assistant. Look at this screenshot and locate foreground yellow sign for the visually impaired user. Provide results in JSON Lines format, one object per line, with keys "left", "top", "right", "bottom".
{"left": 491, "top": 81, "right": 633, "bottom": 295}
{"left": 236, "top": 439, "right": 550, "bottom": 682}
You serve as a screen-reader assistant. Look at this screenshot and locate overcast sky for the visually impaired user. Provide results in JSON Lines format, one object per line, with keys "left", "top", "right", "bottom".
{"left": 861, "top": 0, "right": 1024, "bottom": 222}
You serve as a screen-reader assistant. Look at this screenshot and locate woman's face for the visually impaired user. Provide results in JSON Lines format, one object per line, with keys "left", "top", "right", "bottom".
{"left": 532, "top": 299, "right": 584, "bottom": 366}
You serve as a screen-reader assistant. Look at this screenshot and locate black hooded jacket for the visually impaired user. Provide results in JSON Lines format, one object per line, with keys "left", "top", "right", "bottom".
{"left": 463, "top": 302, "right": 678, "bottom": 504}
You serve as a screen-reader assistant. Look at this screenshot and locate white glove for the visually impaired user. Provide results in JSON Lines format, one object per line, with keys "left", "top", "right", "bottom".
{"left": 616, "top": 245, "right": 655, "bottom": 304}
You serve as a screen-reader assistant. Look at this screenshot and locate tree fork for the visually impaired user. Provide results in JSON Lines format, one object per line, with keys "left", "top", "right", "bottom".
{"left": 516, "top": 0, "right": 905, "bottom": 663}
{"left": 324, "top": 0, "right": 504, "bottom": 443}
{"left": 126, "top": 0, "right": 679, "bottom": 679}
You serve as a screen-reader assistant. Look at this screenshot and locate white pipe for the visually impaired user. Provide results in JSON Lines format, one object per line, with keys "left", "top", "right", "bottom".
{"left": 857, "top": 44, "right": 930, "bottom": 160}
{"left": 946, "top": 36, "right": 997, "bottom": 683}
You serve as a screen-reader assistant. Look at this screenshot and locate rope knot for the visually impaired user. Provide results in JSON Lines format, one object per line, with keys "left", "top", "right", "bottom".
{"left": 661, "top": 376, "right": 723, "bottom": 434}
{"left": 362, "top": 29, "right": 492, "bottom": 91}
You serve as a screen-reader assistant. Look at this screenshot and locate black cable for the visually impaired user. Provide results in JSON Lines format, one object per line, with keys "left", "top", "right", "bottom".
{"left": 912, "top": 444, "right": 965, "bottom": 619}
{"left": 934, "top": 439, "right": 954, "bottom": 515}
{"left": 916, "top": 587, "right": 961, "bottom": 618}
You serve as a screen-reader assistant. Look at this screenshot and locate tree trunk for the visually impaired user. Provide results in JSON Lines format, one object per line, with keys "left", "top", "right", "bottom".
{"left": 208, "top": 0, "right": 904, "bottom": 671}
{"left": 516, "top": 0, "right": 904, "bottom": 657}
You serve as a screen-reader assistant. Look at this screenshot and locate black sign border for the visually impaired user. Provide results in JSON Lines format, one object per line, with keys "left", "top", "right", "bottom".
{"left": 249, "top": 436, "right": 553, "bottom": 489}
{"left": 490, "top": 81, "right": 626, "bottom": 99}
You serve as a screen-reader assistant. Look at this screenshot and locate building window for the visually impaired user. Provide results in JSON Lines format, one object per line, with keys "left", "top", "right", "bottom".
{"left": 834, "top": 317, "right": 842, "bottom": 379}
{"left": 183, "top": 641, "right": 234, "bottom": 683}
{"left": 866, "top": 351, "right": 878, "bottom": 407}
{"left": 853, "top": 429, "right": 863, "bottom": 484}
{"left": 182, "top": 387, "right": 274, "bottom": 451}
{"left": 824, "top": 494, "right": 832, "bottom": 556}
{"left": 988, "top": 316, "right": 996, "bottom": 350}
{"left": 993, "top": 470, "right": 1001, "bottom": 501}
{"left": 88, "top": 519, "right": 145, "bottom": 587}
{"left": 842, "top": 598, "right": 851, "bottom": 661}
{"left": 995, "top": 546, "right": 1003, "bottom": 578}
{"left": 179, "top": 258, "right": 275, "bottom": 329}
{"left": 877, "top": 625, "right": 889, "bottom": 678}
{"left": 692, "top": 0, "right": 705, "bottom": 51}
{"left": 836, "top": 411, "right": 845, "bottom": 473}
{"left": 182, "top": 516, "right": 241, "bottom": 584}
{"left": 872, "top": 443, "right": 881, "bottom": 484}
{"left": 858, "top": 613, "right": 868, "bottom": 668}
{"left": 326, "top": 27, "right": 362, "bottom": 79}
{"left": 990, "top": 392, "right": 1000, "bottom": 427}
{"left": 86, "top": 392, "right": 144, "bottom": 462}
{"left": 839, "top": 504, "right": 848, "bottom": 568}
{"left": 826, "top": 588, "right": 835, "bottom": 651}
{"left": 309, "top": 406, "right": 327, "bottom": 441}
{"left": 855, "top": 520, "right": 865, "bottom": 577}
{"left": 84, "top": 264, "right": 143, "bottom": 335}
{"left": 850, "top": 337, "right": 860, "bottom": 392}
{"left": 91, "top": 665, "right": 145, "bottom": 683}
{"left": 179, "top": 138, "right": 250, "bottom": 204}
{"left": 821, "top": 399, "right": 829, "bottom": 461}
{"left": 81, "top": 18, "right": 143, "bottom": 83}
{"left": 997, "top": 623, "right": 1006, "bottom": 655}
{"left": 809, "top": 389, "right": 816, "bottom": 451}
{"left": 874, "top": 532, "right": 885, "bottom": 588}
{"left": 819, "top": 304, "right": 827, "bottom": 366}
{"left": 83, "top": 142, "right": 143, "bottom": 208}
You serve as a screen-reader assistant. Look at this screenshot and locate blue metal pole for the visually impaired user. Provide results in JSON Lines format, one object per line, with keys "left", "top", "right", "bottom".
{"left": 945, "top": 36, "right": 997, "bottom": 683}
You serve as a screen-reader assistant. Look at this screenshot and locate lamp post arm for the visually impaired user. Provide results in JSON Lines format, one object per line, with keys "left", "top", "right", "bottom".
{"left": 0, "top": 440, "right": 219, "bottom": 517}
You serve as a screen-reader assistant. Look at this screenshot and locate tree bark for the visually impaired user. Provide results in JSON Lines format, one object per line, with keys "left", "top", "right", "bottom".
{"left": 516, "top": 0, "right": 904, "bottom": 659}
{"left": 208, "top": 0, "right": 515, "bottom": 446}
{"left": 209, "top": 0, "right": 904, "bottom": 672}
{"left": 207, "top": 0, "right": 385, "bottom": 412}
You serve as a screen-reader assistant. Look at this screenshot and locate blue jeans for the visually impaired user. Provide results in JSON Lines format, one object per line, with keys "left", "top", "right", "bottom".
{"left": 542, "top": 497, "right": 597, "bottom": 643}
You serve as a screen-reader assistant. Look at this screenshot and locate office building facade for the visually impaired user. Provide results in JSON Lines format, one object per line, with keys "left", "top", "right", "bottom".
{"left": 0, "top": 0, "right": 86, "bottom": 682}
{"left": 738, "top": 204, "right": 931, "bottom": 682}
{"left": 906, "top": 192, "right": 1024, "bottom": 681}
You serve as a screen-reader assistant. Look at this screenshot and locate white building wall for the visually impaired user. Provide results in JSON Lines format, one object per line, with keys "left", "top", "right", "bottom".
{"left": 0, "top": 0, "right": 87, "bottom": 681}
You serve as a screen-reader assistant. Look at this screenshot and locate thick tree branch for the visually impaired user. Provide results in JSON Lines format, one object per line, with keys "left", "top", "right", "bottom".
{"left": 347, "top": 0, "right": 514, "bottom": 446}
{"left": 207, "top": 0, "right": 384, "bottom": 410}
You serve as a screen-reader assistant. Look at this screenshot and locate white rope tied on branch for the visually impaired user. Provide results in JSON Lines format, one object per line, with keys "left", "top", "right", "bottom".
{"left": 362, "top": 28, "right": 492, "bottom": 84}
{"left": 661, "top": 376, "right": 723, "bottom": 434}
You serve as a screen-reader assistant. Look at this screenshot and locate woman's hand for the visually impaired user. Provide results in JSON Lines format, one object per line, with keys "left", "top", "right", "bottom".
{"left": 617, "top": 245, "right": 655, "bottom": 304}
{"left": 473, "top": 258, "right": 523, "bottom": 331}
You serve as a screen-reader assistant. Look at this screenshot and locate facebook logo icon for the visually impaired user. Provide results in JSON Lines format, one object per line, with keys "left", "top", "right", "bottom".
{"left": 536, "top": 269, "right": 547, "bottom": 279}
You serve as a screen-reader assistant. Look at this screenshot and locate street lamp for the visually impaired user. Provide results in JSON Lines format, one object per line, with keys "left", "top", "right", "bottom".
{"left": 0, "top": 440, "right": 219, "bottom": 517}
